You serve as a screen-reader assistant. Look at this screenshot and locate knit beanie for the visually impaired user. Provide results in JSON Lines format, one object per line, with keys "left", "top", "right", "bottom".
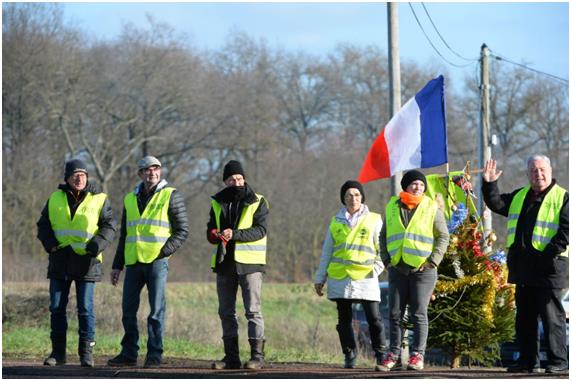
{"left": 401, "top": 170, "right": 427, "bottom": 190}
{"left": 340, "top": 180, "right": 365, "bottom": 205}
{"left": 64, "top": 159, "right": 88, "bottom": 181}
{"left": 223, "top": 160, "right": 246, "bottom": 181}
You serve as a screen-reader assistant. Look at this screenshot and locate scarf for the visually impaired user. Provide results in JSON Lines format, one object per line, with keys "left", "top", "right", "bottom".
{"left": 399, "top": 191, "right": 424, "bottom": 210}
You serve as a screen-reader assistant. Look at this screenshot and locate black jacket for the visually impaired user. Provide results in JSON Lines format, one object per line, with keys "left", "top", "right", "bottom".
{"left": 482, "top": 179, "right": 569, "bottom": 288}
{"left": 36, "top": 182, "right": 117, "bottom": 282}
{"left": 112, "top": 180, "right": 189, "bottom": 270}
{"left": 206, "top": 183, "right": 269, "bottom": 275}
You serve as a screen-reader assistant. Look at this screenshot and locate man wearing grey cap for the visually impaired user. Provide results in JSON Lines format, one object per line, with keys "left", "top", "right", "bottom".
{"left": 108, "top": 155, "right": 189, "bottom": 368}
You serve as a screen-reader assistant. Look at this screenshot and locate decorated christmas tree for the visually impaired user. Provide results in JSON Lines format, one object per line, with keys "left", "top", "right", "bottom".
{"left": 425, "top": 171, "right": 515, "bottom": 368}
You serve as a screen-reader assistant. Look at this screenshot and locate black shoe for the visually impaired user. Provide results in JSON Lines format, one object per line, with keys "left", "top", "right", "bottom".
{"left": 107, "top": 354, "right": 137, "bottom": 367}
{"left": 143, "top": 357, "right": 162, "bottom": 368}
{"left": 211, "top": 360, "right": 242, "bottom": 370}
{"left": 546, "top": 365, "right": 569, "bottom": 374}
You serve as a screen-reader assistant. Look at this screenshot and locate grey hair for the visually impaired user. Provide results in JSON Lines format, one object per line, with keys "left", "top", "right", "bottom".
{"left": 526, "top": 154, "right": 551, "bottom": 168}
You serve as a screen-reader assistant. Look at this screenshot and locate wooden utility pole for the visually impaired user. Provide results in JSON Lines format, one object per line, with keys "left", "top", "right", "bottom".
{"left": 479, "top": 43, "right": 493, "bottom": 242}
{"left": 388, "top": 2, "right": 402, "bottom": 196}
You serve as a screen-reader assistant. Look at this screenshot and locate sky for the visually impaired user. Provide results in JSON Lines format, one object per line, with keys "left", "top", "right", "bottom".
{"left": 55, "top": 2, "right": 569, "bottom": 90}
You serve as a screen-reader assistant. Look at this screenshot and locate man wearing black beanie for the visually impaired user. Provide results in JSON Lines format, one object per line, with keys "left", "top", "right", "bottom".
{"left": 37, "top": 159, "right": 117, "bottom": 367}
{"left": 207, "top": 160, "right": 269, "bottom": 370}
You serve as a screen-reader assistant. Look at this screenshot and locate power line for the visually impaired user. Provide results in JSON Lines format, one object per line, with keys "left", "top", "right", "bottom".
{"left": 408, "top": 3, "right": 473, "bottom": 69}
{"left": 489, "top": 51, "right": 569, "bottom": 85}
{"left": 421, "top": 3, "right": 478, "bottom": 62}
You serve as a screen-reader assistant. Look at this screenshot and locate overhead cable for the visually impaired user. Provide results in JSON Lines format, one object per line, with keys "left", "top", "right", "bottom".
{"left": 421, "top": 3, "right": 478, "bottom": 62}
{"left": 408, "top": 3, "right": 473, "bottom": 68}
{"left": 490, "top": 52, "right": 569, "bottom": 85}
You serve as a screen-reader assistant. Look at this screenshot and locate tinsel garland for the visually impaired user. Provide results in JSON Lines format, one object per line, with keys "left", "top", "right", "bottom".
{"left": 434, "top": 267, "right": 497, "bottom": 321}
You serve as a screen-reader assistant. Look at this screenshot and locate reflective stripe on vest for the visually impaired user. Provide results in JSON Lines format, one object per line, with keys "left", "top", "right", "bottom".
{"left": 385, "top": 196, "right": 437, "bottom": 268}
{"left": 210, "top": 194, "right": 268, "bottom": 268}
{"left": 326, "top": 212, "right": 381, "bottom": 281}
{"left": 506, "top": 185, "right": 568, "bottom": 257}
{"left": 48, "top": 190, "right": 106, "bottom": 261}
{"left": 124, "top": 187, "right": 174, "bottom": 265}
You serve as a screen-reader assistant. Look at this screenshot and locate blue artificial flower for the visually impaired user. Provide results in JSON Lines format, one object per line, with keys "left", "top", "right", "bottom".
{"left": 447, "top": 202, "right": 468, "bottom": 233}
{"left": 490, "top": 249, "right": 506, "bottom": 265}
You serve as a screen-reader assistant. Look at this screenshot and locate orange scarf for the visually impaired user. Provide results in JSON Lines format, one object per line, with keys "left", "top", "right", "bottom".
{"left": 399, "top": 191, "right": 424, "bottom": 210}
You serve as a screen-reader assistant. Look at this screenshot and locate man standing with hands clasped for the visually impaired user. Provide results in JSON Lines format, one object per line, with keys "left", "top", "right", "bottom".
{"left": 482, "top": 156, "right": 568, "bottom": 374}
{"left": 207, "top": 160, "right": 269, "bottom": 370}
{"left": 108, "top": 156, "right": 188, "bottom": 368}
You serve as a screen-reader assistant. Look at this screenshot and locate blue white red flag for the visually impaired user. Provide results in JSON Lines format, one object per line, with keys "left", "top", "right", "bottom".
{"left": 358, "top": 75, "right": 448, "bottom": 183}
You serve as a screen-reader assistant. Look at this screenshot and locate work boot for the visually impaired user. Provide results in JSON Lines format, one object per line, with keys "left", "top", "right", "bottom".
{"left": 78, "top": 340, "right": 95, "bottom": 367}
{"left": 44, "top": 336, "right": 67, "bottom": 366}
{"left": 336, "top": 324, "right": 357, "bottom": 369}
{"left": 244, "top": 339, "right": 265, "bottom": 370}
{"left": 211, "top": 336, "right": 241, "bottom": 370}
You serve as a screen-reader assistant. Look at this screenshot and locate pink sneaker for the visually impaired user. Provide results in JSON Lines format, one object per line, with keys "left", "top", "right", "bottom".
{"left": 407, "top": 352, "right": 424, "bottom": 370}
{"left": 376, "top": 352, "right": 400, "bottom": 372}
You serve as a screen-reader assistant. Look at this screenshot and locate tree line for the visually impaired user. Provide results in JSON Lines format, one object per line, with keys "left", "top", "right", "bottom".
{"left": 3, "top": 3, "right": 568, "bottom": 282}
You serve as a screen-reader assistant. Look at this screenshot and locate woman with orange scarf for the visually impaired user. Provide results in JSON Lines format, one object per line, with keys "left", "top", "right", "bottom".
{"left": 377, "top": 170, "right": 449, "bottom": 372}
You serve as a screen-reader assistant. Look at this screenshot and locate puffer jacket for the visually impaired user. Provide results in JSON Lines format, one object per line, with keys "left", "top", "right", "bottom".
{"left": 36, "top": 182, "right": 117, "bottom": 282}
{"left": 112, "top": 179, "right": 189, "bottom": 270}
{"left": 482, "top": 179, "right": 569, "bottom": 288}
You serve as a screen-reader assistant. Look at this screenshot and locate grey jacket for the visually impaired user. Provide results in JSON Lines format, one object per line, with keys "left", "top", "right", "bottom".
{"left": 380, "top": 198, "right": 449, "bottom": 274}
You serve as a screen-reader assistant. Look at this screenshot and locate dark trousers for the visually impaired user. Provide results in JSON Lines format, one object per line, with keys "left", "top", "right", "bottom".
{"left": 515, "top": 285, "right": 568, "bottom": 368}
{"left": 336, "top": 299, "right": 387, "bottom": 354}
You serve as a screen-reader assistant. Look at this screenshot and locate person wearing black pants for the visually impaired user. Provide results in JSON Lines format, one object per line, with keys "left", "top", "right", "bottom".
{"left": 482, "top": 156, "right": 568, "bottom": 374}
{"left": 314, "top": 180, "right": 387, "bottom": 370}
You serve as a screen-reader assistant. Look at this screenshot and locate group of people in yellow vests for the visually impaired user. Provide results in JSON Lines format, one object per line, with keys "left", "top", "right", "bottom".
{"left": 37, "top": 154, "right": 568, "bottom": 373}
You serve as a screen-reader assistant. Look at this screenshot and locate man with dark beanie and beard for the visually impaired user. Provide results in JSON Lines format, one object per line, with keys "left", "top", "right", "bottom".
{"left": 207, "top": 160, "right": 269, "bottom": 370}
{"left": 37, "top": 159, "right": 117, "bottom": 367}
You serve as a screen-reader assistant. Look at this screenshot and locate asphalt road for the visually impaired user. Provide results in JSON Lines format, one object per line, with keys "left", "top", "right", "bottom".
{"left": 2, "top": 358, "right": 569, "bottom": 379}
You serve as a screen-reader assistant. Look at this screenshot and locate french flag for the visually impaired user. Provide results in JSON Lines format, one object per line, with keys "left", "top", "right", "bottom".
{"left": 358, "top": 75, "right": 448, "bottom": 183}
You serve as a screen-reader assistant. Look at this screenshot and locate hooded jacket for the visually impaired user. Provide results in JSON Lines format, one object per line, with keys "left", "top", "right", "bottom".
{"left": 36, "top": 181, "right": 117, "bottom": 282}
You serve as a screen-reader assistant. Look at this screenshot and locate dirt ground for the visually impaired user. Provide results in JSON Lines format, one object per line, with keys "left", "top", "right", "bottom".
{"left": 2, "top": 357, "right": 569, "bottom": 379}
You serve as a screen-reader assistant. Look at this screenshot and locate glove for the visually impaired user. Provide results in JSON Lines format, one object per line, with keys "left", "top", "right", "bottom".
{"left": 208, "top": 228, "right": 221, "bottom": 244}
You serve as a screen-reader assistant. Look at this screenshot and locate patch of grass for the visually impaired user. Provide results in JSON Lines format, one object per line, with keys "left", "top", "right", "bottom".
{"left": 3, "top": 282, "right": 351, "bottom": 364}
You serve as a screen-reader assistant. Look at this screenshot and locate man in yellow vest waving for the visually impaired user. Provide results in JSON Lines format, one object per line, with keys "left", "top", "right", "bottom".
{"left": 482, "top": 155, "right": 568, "bottom": 374}
{"left": 108, "top": 156, "right": 189, "bottom": 368}
{"left": 207, "top": 160, "right": 269, "bottom": 370}
{"left": 37, "top": 159, "right": 117, "bottom": 367}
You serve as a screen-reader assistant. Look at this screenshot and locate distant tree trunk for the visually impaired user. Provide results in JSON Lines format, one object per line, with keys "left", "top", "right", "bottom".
{"left": 451, "top": 350, "right": 461, "bottom": 368}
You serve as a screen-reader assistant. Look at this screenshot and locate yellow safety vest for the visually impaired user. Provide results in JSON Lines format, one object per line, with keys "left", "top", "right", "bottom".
{"left": 506, "top": 184, "right": 568, "bottom": 257}
{"left": 385, "top": 196, "right": 437, "bottom": 268}
{"left": 327, "top": 212, "right": 381, "bottom": 280}
{"left": 124, "top": 187, "right": 174, "bottom": 265}
{"left": 210, "top": 194, "right": 268, "bottom": 268}
{"left": 48, "top": 190, "right": 106, "bottom": 261}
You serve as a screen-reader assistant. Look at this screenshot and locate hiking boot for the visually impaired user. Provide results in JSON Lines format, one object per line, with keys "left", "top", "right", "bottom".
{"left": 407, "top": 352, "right": 424, "bottom": 371}
{"left": 211, "top": 336, "right": 241, "bottom": 369}
{"left": 343, "top": 350, "right": 357, "bottom": 369}
{"left": 244, "top": 339, "right": 265, "bottom": 370}
{"left": 107, "top": 354, "right": 137, "bottom": 367}
{"left": 44, "top": 337, "right": 66, "bottom": 366}
{"left": 78, "top": 340, "right": 95, "bottom": 367}
{"left": 376, "top": 352, "right": 400, "bottom": 372}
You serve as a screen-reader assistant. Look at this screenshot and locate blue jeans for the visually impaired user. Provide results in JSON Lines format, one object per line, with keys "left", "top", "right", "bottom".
{"left": 49, "top": 278, "right": 95, "bottom": 341}
{"left": 216, "top": 271, "right": 264, "bottom": 340}
{"left": 120, "top": 258, "right": 169, "bottom": 361}
{"left": 388, "top": 266, "right": 437, "bottom": 356}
